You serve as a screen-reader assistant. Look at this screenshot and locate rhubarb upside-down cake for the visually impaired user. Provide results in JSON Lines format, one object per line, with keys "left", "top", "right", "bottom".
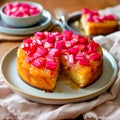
{"left": 17, "top": 30, "right": 103, "bottom": 92}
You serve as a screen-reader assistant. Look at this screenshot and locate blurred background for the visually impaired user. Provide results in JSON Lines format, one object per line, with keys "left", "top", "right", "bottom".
{"left": 1, "top": 0, "right": 120, "bottom": 17}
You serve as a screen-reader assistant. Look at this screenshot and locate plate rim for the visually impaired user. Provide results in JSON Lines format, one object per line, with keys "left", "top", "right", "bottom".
{"left": 0, "top": 45, "right": 118, "bottom": 104}
{"left": 0, "top": 10, "right": 52, "bottom": 35}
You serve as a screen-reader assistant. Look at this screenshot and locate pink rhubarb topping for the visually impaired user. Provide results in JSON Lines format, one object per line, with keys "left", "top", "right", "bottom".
{"left": 81, "top": 8, "right": 116, "bottom": 22}
{"left": 3, "top": 2, "right": 41, "bottom": 17}
{"left": 21, "top": 30, "right": 102, "bottom": 70}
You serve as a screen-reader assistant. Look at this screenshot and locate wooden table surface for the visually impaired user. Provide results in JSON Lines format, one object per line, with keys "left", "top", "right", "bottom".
{"left": 0, "top": 0, "right": 120, "bottom": 119}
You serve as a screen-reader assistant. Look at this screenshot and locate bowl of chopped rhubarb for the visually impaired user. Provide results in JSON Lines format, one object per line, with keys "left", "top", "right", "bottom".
{"left": 0, "top": 1, "right": 43, "bottom": 27}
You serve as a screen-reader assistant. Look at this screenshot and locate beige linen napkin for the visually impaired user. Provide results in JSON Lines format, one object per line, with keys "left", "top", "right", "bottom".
{"left": 1, "top": 5, "right": 120, "bottom": 120}
{"left": 83, "top": 31, "right": 120, "bottom": 120}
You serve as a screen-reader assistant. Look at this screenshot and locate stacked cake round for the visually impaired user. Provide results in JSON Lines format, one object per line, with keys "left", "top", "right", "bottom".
{"left": 17, "top": 30, "right": 103, "bottom": 92}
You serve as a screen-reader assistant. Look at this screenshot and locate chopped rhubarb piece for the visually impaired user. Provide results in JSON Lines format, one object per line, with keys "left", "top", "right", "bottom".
{"left": 71, "top": 38, "right": 79, "bottom": 45}
{"left": 72, "top": 34, "right": 81, "bottom": 39}
{"left": 46, "top": 54, "right": 56, "bottom": 62}
{"left": 83, "top": 49, "right": 89, "bottom": 56}
{"left": 61, "top": 49, "right": 69, "bottom": 54}
{"left": 89, "top": 10, "right": 99, "bottom": 16}
{"left": 65, "top": 41, "right": 74, "bottom": 48}
{"left": 83, "top": 8, "right": 99, "bottom": 16}
{"left": 78, "top": 59, "right": 90, "bottom": 66}
{"left": 34, "top": 32, "right": 46, "bottom": 39}
{"left": 25, "top": 57, "right": 34, "bottom": 63}
{"left": 14, "top": 3, "right": 23, "bottom": 7}
{"left": 89, "top": 53, "right": 101, "bottom": 60}
{"left": 29, "top": 42, "right": 37, "bottom": 52}
{"left": 46, "top": 35, "right": 55, "bottom": 43}
{"left": 63, "top": 35, "right": 72, "bottom": 41}
{"left": 26, "top": 48, "right": 36, "bottom": 56}
{"left": 79, "top": 37, "right": 88, "bottom": 43}
{"left": 21, "top": 42, "right": 30, "bottom": 50}
{"left": 62, "top": 30, "right": 73, "bottom": 36}
{"left": 99, "top": 15, "right": 107, "bottom": 21}
{"left": 82, "top": 8, "right": 90, "bottom": 14}
{"left": 68, "top": 54, "right": 75, "bottom": 64}
{"left": 14, "top": 11, "right": 24, "bottom": 17}
{"left": 33, "top": 46, "right": 48, "bottom": 57}
{"left": 38, "top": 46, "right": 48, "bottom": 53}
{"left": 33, "top": 51, "right": 42, "bottom": 58}
{"left": 69, "top": 47, "right": 79, "bottom": 54}
{"left": 93, "top": 11, "right": 99, "bottom": 16}
{"left": 70, "top": 39, "right": 78, "bottom": 45}
{"left": 94, "top": 17, "right": 104, "bottom": 22}
{"left": 44, "top": 31, "right": 50, "bottom": 36}
{"left": 89, "top": 41, "right": 98, "bottom": 47}
{"left": 22, "top": 3, "right": 31, "bottom": 9}
{"left": 23, "top": 38, "right": 32, "bottom": 43}
{"left": 10, "top": 7, "right": 18, "bottom": 14}
{"left": 44, "top": 41, "right": 54, "bottom": 48}
{"left": 49, "top": 48, "right": 61, "bottom": 56}
{"left": 87, "top": 16, "right": 94, "bottom": 22}
{"left": 106, "top": 14, "right": 115, "bottom": 20}
{"left": 87, "top": 45, "right": 95, "bottom": 54}
{"left": 45, "top": 61, "right": 57, "bottom": 70}
{"left": 29, "top": 6, "right": 40, "bottom": 16}
{"left": 55, "top": 40, "right": 65, "bottom": 49}
{"left": 3, "top": 8, "right": 11, "bottom": 16}
{"left": 56, "top": 35, "right": 64, "bottom": 41}
{"left": 78, "top": 44, "right": 87, "bottom": 51}
{"left": 32, "top": 37, "right": 43, "bottom": 45}
{"left": 4, "top": 3, "right": 13, "bottom": 10}
{"left": 86, "top": 10, "right": 99, "bottom": 22}
{"left": 21, "top": 42, "right": 37, "bottom": 55}
{"left": 76, "top": 53, "right": 85, "bottom": 60}
{"left": 88, "top": 41, "right": 99, "bottom": 54}
{"left": 25, "top": 50, "right": 33, "bottom": 56}
{"left": 32, "top": 57, "right": 46, "bottom": 68}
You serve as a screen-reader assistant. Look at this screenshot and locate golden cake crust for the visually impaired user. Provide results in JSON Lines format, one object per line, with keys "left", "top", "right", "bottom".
{"left": 17, "top": 48, "right": 59, "bottom": 92}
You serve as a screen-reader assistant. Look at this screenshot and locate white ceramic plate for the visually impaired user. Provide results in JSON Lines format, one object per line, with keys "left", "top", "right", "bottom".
{"left": 0, "top": 45, "right": 118, "bottom": 105}
{"left": 0, "top": 10, "right": 52, "bottom": 35}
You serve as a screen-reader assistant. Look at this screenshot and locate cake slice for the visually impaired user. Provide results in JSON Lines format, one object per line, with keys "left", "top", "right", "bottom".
{"left": 60, "top": 34, "right": 103, "bottom": 88}
{"left": 17, "top": 32, "right": 61, "bottom": 92}
{"left": 81, "top": 8, "right": 118, "bottom": 36}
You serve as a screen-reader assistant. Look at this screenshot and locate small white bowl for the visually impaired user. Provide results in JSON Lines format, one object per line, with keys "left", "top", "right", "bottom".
{"left": 0, "top": 1, "right": 43, "bottom": 27}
